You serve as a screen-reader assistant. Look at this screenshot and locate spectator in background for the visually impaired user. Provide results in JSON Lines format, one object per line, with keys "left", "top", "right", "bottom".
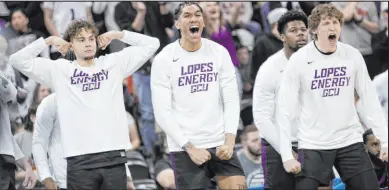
{"left": 363, "top": 129, "right": 388, "bottom": 189}
{"left": 236, "top": 44, "right": 252, "bottom": 99}
{"left": 126, "top": 112, "right": 141, "bottom": 150}
{"left": 250, "top": 8, "right": 286, "bottom": 82}
{"left": 237, "top": 125, "right": 264, "bottom": 187}
{"left": 372, "top": 3, "right": 388, "bottom": 73}
{"left": 332, "top": 2, "right": 382, "bottom": 79}
{"left": 220, "top": 2, "right": 261, "bottom": 35}
{"left": 115, "top": 1, "right": 174, "bottom": 157}
{"left": 42, "top": 2, "right": 93, "bottom": 59}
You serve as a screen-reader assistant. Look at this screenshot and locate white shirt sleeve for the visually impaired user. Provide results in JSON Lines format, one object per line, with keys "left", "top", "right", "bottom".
{"left": 276, "top": 54, "right": 300, "bottom": 162}
{"left": 12, "top": 136, "right": 25, "bottom": 161}
{"left": 32, "top": 95, "right": 56, "bottom": 182}
{"left": 151, "top": 53, "right": 189, "bottom": 148}
{"left": 0, "top": 71, "right": 17, "bottom": 104}
{"left": 253, "top": 63, "right": 280, "bottom": 153}
{"left": 103, "top": 30, "right": 160, "bottom": 79}
{"left": 219, "top": 47, "right": 240, "bottom": 135}
{"left": 9, "top": 37, "right": 57, "bottom": 87}
{"left": 354, "top": 51, "right": 388, "bottom": 149}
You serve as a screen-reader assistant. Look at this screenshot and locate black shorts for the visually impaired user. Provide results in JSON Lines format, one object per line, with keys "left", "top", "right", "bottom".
{"left": 261, "top": 139, "right": 297, "bottom": 190}
{"left": 0, "top": 155, "right": 16, "bottom": 190}
{"left": 297, "top": 142, "right": 375, "bottom": 186}
{"left": 66, "top": 150, "right": 127, "bottom": 190}
{"left": 169, "top": 147, "right": 245, "bottom": 190}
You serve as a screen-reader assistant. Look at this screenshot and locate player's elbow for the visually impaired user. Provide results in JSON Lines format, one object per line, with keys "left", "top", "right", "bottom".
{"left": 149, "top": 37, "right": 160, "bottom": 51}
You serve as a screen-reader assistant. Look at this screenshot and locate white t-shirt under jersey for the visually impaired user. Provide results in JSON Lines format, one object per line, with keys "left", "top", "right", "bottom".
{"left": 10, "top": 31, "right": 160, "bottom": 158}
{"left": 253, "top": 49, "right": 299, "bottom": 154}
{"left": 151, "top": 38, "right": 240, "bottom": 152}
{"left": 276, "top": 41, "right": 388, "bottom": 162}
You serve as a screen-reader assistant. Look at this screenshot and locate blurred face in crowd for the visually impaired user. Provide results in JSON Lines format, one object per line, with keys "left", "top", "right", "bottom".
{"left": 365, "top": 134, "right": 386, "bottom": 167}
{"left": 243, "top": 130, "right": 261, "bottom": 157}
{"left": 313, "top": 16, "right": 341, "bottom": 49}
{"left": 201, "top": 2, "right": 221, "bottom": 20}
{"left": 70, "top": 29, "right": 97, "bottom": 60}
{"left": 37, "top": 85, "right": 51, "bottom": 103}
{"left": 281, "top": 20, "right": 308, "bottom": 52}
{"left": 176, "top": 4, "right": 204, "bottom": 44}
{"left": 237, "top": 47, "right": 249, "bottom": 65}
{"left": 11, "top": 10, "right": 29, "bottom": 32}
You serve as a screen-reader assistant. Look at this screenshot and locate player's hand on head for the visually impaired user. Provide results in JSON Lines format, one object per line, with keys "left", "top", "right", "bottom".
{"left": 216, "top": 144, "right": 234, "bottom": 160}
{"left": 53, "top": 37, "right": 70, "bottom": 56}
{"left": 283, "top": 159, "right": 301, "bottom": 174}
{"left": 97, "top": 31, "right": 123, "bottom": 50}
{"left": 187, "top": 148, "right": 211, "bottom": 166}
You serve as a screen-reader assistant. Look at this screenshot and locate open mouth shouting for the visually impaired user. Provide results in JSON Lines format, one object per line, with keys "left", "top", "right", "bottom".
{"left": 190, "top": 25, "right": 200, "bottom": 34}
{"left": 328, "top": 33, "right": 337, "bottom": 43}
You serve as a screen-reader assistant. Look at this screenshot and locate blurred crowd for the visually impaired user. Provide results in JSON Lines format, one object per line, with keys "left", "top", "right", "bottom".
{"left": 0, "top": 1, "right": 388, "bottom": 189}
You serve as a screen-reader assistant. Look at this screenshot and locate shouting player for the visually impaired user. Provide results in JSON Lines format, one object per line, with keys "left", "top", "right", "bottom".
{"left": 276, "top": 4, "right": 388, "bottom": 190}
{"left": 151, "top": 2, "right": 246, "bottom": 190}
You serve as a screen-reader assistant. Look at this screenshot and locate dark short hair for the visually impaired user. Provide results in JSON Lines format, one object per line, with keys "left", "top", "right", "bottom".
{"left": 63, "top": 20, "right": 99, "bottom": 42}
{"left": 241, "top": 124, "right": 258, "bottom": 141}
{"left": 174, "top": 2, "right": 203, "bottom": 21}
{"left": 277, "top": 10, "right": 308, "bottom": 34}
{"left": 10, "top": 8, "right": 27, "bottom": 20}
{"left": 363, "top": 128, "right": 374, "bottom": 144}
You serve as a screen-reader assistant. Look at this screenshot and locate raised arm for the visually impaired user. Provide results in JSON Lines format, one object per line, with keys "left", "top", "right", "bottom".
{"left": 219, "top": 47, "right": 240, "bottom": 144}
{"left": 253, "top": 63, "right": 280, "bottom": 153}
{"left": 354, "top": 51, "right": 388, "bottom": 151}
{"left": 101, "top": 30, "right": 159, "bottom": 78}
{"left": 276, "top": 55, "right": 300, "bottom": 163}
{"left": 151, "top": 53, "right": 189, "bottom": 149}
{"left": 8, "top": 36, "right": 64, "bottom": 87}
{"left": 32, "top": 94, "right": 56, "bottom": 186}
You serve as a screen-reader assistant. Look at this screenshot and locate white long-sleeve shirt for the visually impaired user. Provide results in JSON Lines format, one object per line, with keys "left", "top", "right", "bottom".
{"left": 276, "top": 41, "right": 388, "bottom": 162}
{"left": 151, "top": 38, "right": 240, "bottom": 152}
{"left": 32, "top": 93, "right": 66, "bottom": 189}
{"left": 253, "top": 49, "right": 299, "bottom": 153}
{"left": 372, "top": 70, "right": 388, "bottom": 121}
{"left": 10, "top": 31, "right": 160, "bottom": 158}
{"left": 0, "top": 71, "right": 24, "bottom": 161}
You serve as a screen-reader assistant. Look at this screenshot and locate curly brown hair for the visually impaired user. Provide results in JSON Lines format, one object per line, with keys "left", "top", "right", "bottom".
{"left": 63, "top": 20, "right": 99, "bottom": 42}
{"left": 308, "top": 4, "right": 344, "bottom": 40}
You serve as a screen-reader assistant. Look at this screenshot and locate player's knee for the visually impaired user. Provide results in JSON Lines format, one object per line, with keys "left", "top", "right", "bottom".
{"left": 345, "top": 171, "right": 380, "bottom": 190}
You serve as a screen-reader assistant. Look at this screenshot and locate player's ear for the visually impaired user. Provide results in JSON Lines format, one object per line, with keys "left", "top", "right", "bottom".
{"left": 175, "top": 20, "right": 180, "bottom": 30}
{"left": 280, "top": 33, "right": 286, "bottom": 43}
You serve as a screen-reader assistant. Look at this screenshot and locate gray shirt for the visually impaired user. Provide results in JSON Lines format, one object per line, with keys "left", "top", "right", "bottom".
{"left": 332, "top": 2, "right": 379, "bottom": 55}
{"left": 237, "top": 149, "right": 264, "bottom": 187}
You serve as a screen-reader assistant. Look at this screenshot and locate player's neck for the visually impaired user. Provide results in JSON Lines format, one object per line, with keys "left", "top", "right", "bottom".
{"left": 283, "top": 47, "right": 294, "bottom": 60}
{"left": 76, "top": 58, "right": 95, "bottom": 67}
{"left": 315, "top": 40, "right": 336, "bottom": 54}
{"left": 179, "top": 38, "right": 202, "bottom": 52}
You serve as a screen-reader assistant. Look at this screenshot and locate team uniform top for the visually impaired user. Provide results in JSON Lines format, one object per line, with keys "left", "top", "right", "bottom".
{"left": 276, "top": 41, "right": 388, "bottom": 162}
{"left": 10, "top": 31, "right": 160, "bottom": 158}
{"left": 253, "top": 49, "right": 300, "bottom": 153}
{"left": 151, "top": 38, "right": 240, "bottom": 152}
{"left": 32, "top": 94, "right": 67, "bottom": 189}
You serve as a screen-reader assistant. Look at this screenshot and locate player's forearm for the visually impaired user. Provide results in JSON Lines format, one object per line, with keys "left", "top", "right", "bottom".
{"left": 255, "top": 118, "right": 280, "bottom": 153}
{"left": 131, "top": 11, "right": 146, "bottom": 32}
{"left": 32, "top": 143, "right": 53, "bottom": 182}
{"left": 221, "top": 77, "right": 240, "bottom": 135}
{"left": 9, "top": 37, "right": 49, "bottom": 69}
{"left": 120, "top": 30, "right": 159, "bottom": 51}
{"left": 154, "top": 112, "right": 190, "bottom": 148}
{"left": 16, "top": 157, "right": 32, "bottom": 171}
{"left": 359, "top": 20, "right": 380, "bottom": 33}
{"left": 278, "top": 125, "right": 294, "bottom": 162}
